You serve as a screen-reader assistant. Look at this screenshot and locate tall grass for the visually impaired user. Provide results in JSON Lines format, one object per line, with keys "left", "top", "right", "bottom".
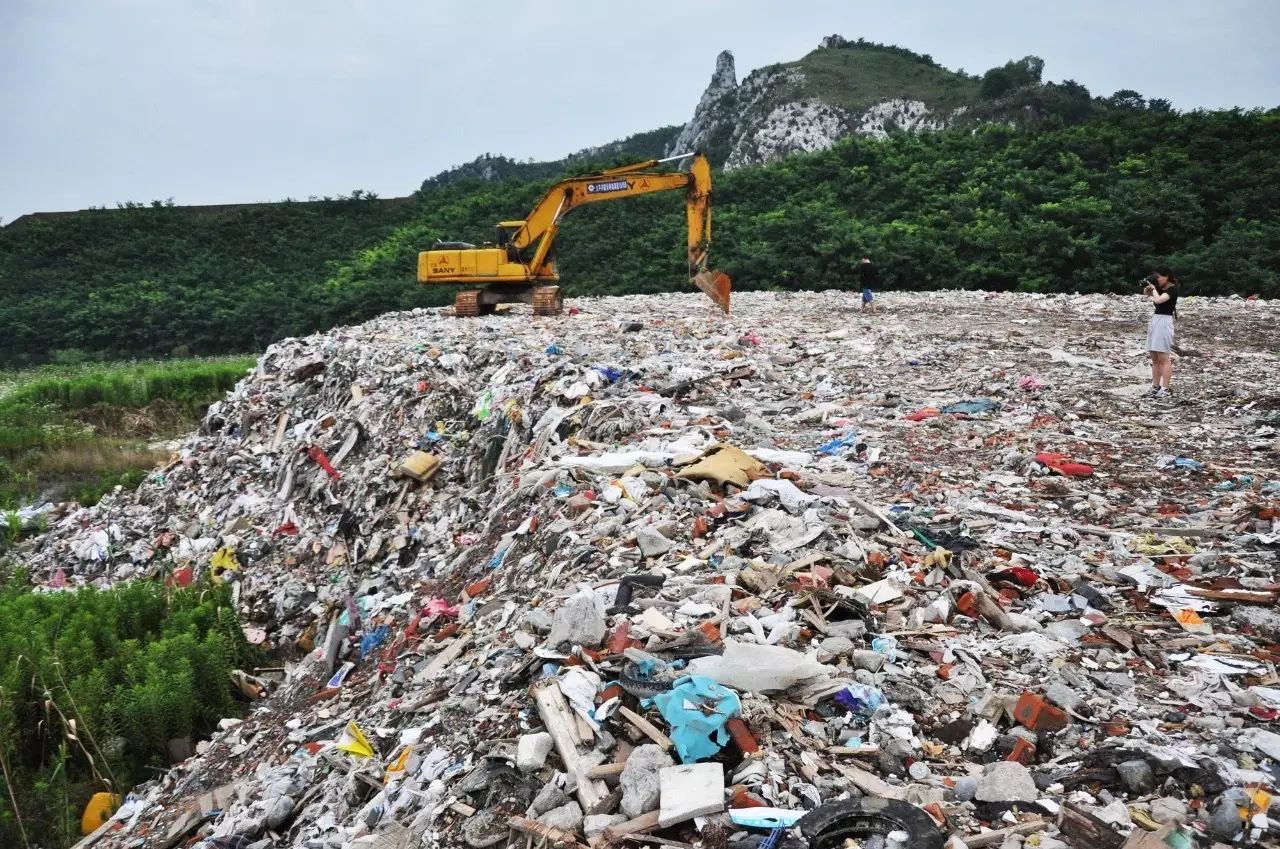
{"left": 0, "top": 356, "right": 253, "bottom": 508}
{"left": 0, "top": 356, "right": 254, "bottom": 413}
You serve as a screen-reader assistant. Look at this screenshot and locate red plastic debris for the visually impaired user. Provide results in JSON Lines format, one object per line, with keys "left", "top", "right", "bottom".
{"left": 166, "top": 565, "right": 194, "bottom": 588}
{"left": 1035, "top": 452, "right": 1094, "bottom": 477}
{"left": 305, "top": 445, "right": 341, "bottom": 480}
{"left": 990, "top": 566, "right": 1039, "bottom": 587}
{"left": 607, "top": 621, "right": 642, "bottom": 654}
{"left": 729, "top": 785, "right": 768, "bottom": 808}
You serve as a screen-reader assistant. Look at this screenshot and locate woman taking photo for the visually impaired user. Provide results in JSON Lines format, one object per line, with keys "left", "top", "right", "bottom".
{"left": 1143, "top": 267, "right": 1178, "bottom": 398}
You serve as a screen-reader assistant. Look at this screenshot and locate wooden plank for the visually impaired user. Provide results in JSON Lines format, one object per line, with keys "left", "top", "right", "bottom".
{"left": 964, "top": 818, "right": 1048, "bottom": 848}
{"left": 574, "top": 712, "right": 596, "bottom": 745}
{"left": 1058, "top": 802, "right": 1124, "bottom": 849}
{"left": 617, "top": 705, "right": 673, "bottom": 751}
{"left": 828, "top": 744, "right": 881, "bottom": 756}
{"left": 507, "top": 815, "right": 588, "bottom": 848}
{"left": 829, "top": 761, "right": 906, "bottom": 800}
{"left": 799, "top": 607, "right": 829, "bottom": 636}
{"left": 532, "top": 681, "right": 610, "bottom": 814}
{"left": 621, "top": 833, "right": 695, "bottom": 848}
{"left": 586, "top": 761, "right": 627, "bottom": 780}
{"left": 602, "top": 811, "right": 661, "bottom": 842}
{"left": 419, "top": 635, "right": 471, "bottom": 680}
{"left": 271, "top": 411, "right": 289, "bottom": 451}
{"left": 848, "top": 494, "right": 909, "bottom": 538}
{"left": 1186, "top": 587, "right": 1277, "bottom": 604}
{"left": 69, "top": 816, "right": 116, "bottom": 849}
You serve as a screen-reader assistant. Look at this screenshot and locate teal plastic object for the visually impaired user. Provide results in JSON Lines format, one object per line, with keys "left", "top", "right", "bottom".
{"left": 643, "top": 674, "right": 741, "bottom": 763}
{"left": 729, "top": 808, "right": 806, "bottom": 829}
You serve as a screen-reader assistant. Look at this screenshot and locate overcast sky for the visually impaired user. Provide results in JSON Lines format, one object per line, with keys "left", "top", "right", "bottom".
{"left": 2, "top": 0, "right": 1277, "bottom": 222}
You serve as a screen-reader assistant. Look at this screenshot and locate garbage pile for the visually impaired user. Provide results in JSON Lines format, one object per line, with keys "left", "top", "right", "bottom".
{"left": 24, "top": 290, "right": 1280, "bottom": 849}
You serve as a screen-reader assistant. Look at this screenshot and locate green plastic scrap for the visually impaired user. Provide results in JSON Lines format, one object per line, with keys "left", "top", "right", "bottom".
{"left": 643, "top": 674, "right": 741, "bottom": 763}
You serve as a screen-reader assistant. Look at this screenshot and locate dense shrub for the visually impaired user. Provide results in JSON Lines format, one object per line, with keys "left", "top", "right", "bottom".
{"left": 0, "top": 578, "right": 257, "bottom": 848}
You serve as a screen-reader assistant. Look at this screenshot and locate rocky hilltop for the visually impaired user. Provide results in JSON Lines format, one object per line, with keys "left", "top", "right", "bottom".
{"left": 670, "top": 36, "right": 984, "bottom": 167}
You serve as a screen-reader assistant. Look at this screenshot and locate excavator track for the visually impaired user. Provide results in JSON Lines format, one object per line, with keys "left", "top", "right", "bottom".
{"left": 531, "top": 286, "right": 563, "bottom": 316}
{"left": 453, "top": 290, "right": 494, "bottom": 317}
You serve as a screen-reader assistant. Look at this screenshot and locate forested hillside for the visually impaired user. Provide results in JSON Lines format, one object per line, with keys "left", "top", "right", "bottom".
{"left": 1, "top": 108, "right": 1276, "bottom": 365}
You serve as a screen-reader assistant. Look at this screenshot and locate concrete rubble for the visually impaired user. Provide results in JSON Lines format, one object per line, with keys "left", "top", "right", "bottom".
{"left": 22, "top": 289, "right": 1280, "bottom": 848}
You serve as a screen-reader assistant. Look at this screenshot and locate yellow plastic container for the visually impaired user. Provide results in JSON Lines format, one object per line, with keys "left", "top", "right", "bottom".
{"left": 81, "top": 791, "right": 121, "bottom": 835}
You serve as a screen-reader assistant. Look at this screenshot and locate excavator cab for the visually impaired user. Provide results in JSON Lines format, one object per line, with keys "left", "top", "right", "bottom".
{"left": 495, "top": 222, "right": 524, "bottom": 263}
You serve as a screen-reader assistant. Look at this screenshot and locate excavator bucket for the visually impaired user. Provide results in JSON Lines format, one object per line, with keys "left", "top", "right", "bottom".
{"left": 692, "top": 269, "right": 732, "bottom": 313}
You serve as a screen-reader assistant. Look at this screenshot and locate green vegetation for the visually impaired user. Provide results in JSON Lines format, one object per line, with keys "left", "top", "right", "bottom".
{"left": 0, "top": 195, "right": 419, "bottom": 366}
{"left": 329, "top": 108, "right": 1280, "bottom": 302}
{"left": 423, "top": 125, "right": 681, "bottom": 189}
{"left": 787, "top": 41, "right": 982, "bottom": 114}
{"left": 0, "top": 357, "right": 252, "bottom": 509}
{"left": 0, "top": 577, "right": 257, "bottom": 849}
{"left": 2, "top": 105, "right": 1277, "bottom": 368}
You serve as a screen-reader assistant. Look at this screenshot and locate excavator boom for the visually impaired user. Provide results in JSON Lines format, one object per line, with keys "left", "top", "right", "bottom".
{"left": 417, "top": 152, "right": 730, "bottom": 316}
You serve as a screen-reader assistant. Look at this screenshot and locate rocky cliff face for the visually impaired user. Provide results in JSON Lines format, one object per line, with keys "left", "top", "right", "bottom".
{"left": 671, "top": 39, "right": 972, "bottom": 168}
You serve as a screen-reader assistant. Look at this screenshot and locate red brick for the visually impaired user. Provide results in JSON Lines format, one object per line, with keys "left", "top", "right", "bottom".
{"left": 1006, "top": 737, "right": 1036, "bottom": 765}
{"left": 727, "top": 717, "right": 759, "bottom": 755}
{"left": 1013, "top": 691, "right": 1069, "bottom": 733}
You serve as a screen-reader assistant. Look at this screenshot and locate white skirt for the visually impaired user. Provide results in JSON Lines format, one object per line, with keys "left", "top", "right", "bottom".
{"left": 1147, "top": 314, "right": 1174, "bottom": 353}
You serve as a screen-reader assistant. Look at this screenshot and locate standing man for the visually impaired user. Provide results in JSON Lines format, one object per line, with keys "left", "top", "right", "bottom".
{"left": 1143, "top": 267, "right": 1178, "bottom": 398}
{"left": 858, "top": 255, "right": 879, "bottom": 313}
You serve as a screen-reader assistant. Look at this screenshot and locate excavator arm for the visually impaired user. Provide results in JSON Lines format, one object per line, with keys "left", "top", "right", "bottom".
{"left": 418, "top": 152, "right": 730, "bottom": 314}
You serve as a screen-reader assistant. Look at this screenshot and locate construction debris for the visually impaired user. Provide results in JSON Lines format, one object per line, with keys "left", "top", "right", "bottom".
{"left": 20, "top": 290, "right": 1280, "bottom": 848}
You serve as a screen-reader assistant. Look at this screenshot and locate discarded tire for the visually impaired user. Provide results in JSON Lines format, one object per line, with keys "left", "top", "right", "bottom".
{"left": 797, "top": 798, "right": 945, "bottom": 849}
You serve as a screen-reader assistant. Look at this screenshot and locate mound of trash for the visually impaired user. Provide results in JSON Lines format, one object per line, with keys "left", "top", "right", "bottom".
{"left": 25, "top": 290, "right": 1280, "bottom": 849}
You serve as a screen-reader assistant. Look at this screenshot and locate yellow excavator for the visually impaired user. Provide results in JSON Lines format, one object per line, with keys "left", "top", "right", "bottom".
{"left": 416, "top": 152, "right": 731, "bottom": 316}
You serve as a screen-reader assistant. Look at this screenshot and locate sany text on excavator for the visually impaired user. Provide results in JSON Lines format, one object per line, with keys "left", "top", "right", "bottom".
{"left": 417, "top": 152, "right": 731, "bottom": 317}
